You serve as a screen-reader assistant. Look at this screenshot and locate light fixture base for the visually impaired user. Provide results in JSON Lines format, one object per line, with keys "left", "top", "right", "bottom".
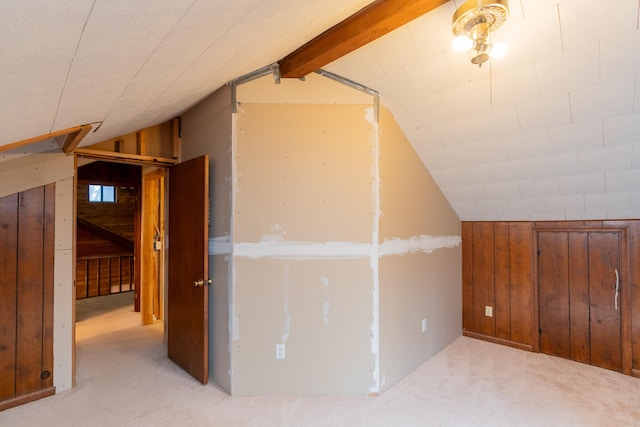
{"left": 452, "top": 0, "right": 509, "bottom": 37}
{"left": 452, "top": 0, "right": 509, "bottom": 67}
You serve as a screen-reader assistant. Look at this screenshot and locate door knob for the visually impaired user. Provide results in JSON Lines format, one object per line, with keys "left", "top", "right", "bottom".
{"left": 194, "top": 279, "right": 213, "bottom": 287}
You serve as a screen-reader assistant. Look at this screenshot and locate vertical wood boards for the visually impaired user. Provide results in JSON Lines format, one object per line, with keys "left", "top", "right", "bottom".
{"left": 465, "top": 220, "right": 639, "bottom": 375}
{"left": 42, "top": 184, "right": 55, "bottom": 392}
{"left": 538, "top": 229, "right": 623, "bottom": 372}
{"left": 588, "top": 232, "right": 622, "bottom": 371}
{"left": 462, "top": 221, "right": 533, "bottom": 349}
{"left": 142, "top": 170, "right": 165, "bottom": 324}
{"left": 538, "top": 231, "right": 571, "bottom": 359}
{"left": 0, "top": 184, "right": 55, "bottom": 410}
{"left": 568, "top": 233, "right": 589, "bottom": 365}
{"left": 461, "top": 222, "right": 474, "bottom": 332}
{"left": 630, "top": 221, "right": 640, "bottom": 374}
{"left": 494, "top": 223, "right": 510, "bottom": 340}
{"left": 0, "top": 193, "right": 18, "bottom": 401}
{"left": 508, "top": 223, "right": 532, "bottom": 346}
{"left": 472, "top": 222, "right": 495, "bottom": 337}
{"left": 16, "top": 187, "right": 45, "bottom": 396}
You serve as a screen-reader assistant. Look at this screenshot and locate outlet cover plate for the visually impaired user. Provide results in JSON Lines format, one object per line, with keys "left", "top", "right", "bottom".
{"left": 275, "top": 344, "right": 286, "bottom": 360}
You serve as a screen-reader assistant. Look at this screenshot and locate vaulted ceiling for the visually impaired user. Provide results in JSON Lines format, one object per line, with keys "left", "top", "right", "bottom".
{"left": 2, "top": 0, "right": 639, "bottom": 221}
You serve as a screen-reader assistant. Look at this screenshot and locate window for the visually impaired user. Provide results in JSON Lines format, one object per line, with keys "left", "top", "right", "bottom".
{"left": 88, "top": 184, "right": 116, "bottom": 203}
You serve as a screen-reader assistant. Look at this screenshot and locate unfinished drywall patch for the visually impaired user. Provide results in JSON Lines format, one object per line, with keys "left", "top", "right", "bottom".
{"left": 0, "top": 152, "right": 74, "bottom": 199}
{"left": 232, "top": 258, "right": 375, "bottom": 396}
{"left": 53, "top": 177, "right": 74, "bottom": 392}
{"left": 377, "top": 107, "right": 462, "bottom": 392}
{"left": 234, "top": 103, "right": 375, "bottom": 243}
{"left": 379, "top": 234, "right": 461, "bottom": 256}
{"left": 231, "top": 95, "right": 378, "bottom": 395}
{"left": 234, "top": 240, "right": 371, "bottom": 259}
{"left": 379, "top": 248, "right": 461, "bottom": 387}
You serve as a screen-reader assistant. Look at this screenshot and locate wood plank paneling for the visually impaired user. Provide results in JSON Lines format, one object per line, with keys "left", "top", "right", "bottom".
{"left": 88, "top": 259, "right": 99, "bottom": 297}
{"left": 588, "top": 232, "right": 622, "bottom": 371}
{"left": 99, "top": 259, "right": 110, "bottom": 296}
{"left": 568, "top": 232, "right": 590, "bottom": 364}
{"left": 76, "top": 260, "right": 88, "bottom": 299}
{"left": 0, "top": 193, "right": 18, "bottom": 401}
{"left": 538, "top": 231, "right": 571, "bottom": 359}
{"left": 509, "top": 222, "right": 532, "bottom": 345}
{"left": 494, "top": 223, "right": 510, "bottom": 340}
{"left": 110, "top": 260, "right": 121, "bottom": 293}
{"left": 1, "top": 185, "right": 55, "bottom": 409}
{"left": 472, "top": 222, "right": 495, "bottom": 337}
{"left": 461, "top": 222, "right": 474, "bottom": 332}
{"left": 630, "top": 222, "right": 640, "bottom": 373}
{"left": 16, "top": 187, "right": 45, "bottom": 396}
{"left": 42, "top": 184, "right": 55, "bottom": 390}
{"left": 463, "top": 220, "right": 639, "bottom": 376}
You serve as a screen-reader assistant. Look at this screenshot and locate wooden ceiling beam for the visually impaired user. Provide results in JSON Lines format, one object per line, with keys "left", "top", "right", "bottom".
{"left": 59, "top": 124, "right": 93, "bottom": 153}
{"left": 74, "top": 148, "right": 178, "bottom": 167}
{"left": 0, "top": 124, "right": 93, "bottom": 155}
{"left": 279, "top": 0, "right": 449, "bottom": 78}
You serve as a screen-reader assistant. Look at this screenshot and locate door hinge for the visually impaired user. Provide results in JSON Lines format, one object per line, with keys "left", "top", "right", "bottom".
{"left": 537, "top": 249, "right": 540, "bottom": 256}
{"left": 538, "top": 328, "right": 542, "bottom": 335}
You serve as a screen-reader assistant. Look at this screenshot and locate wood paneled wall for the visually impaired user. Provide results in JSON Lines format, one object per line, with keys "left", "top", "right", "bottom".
{"left": 0, "top": 185, "right": 55, "bottom": 411}
{"left": 462, "top": 220, "right": 640, "bottom": 376}
{"left": 462, "top": 222, "right": 533, "bottom": 350}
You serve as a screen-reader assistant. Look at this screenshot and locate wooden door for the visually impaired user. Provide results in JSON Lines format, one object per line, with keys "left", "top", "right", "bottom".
{"left": 167, "top": 155, "right": 209, "bottom": 384}
{"left": 588, "top": 232, "right": 621, "bottom": 371}
{"left": 538, "top": 230, "right": 622, "bottom": 371}
{"left": 538, "top": 231, "right": 571, "bottom": 360}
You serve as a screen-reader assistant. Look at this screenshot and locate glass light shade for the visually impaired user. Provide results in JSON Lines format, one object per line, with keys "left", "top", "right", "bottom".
{"left": 452, "top": 35, "right": 473, "bottom": 52}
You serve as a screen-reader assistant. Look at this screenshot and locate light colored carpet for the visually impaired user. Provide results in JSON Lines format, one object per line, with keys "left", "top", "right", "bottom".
{"left": 2, "top": 293, "right": 639, "bottom": 426}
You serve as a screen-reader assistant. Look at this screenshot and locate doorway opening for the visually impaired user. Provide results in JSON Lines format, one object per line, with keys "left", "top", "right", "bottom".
{"left": 74, "top": 159, "right": 167, "bottom": 353}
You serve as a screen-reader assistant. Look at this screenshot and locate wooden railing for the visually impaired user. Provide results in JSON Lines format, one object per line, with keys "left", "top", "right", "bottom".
{"left": 76, "top": 255, "right": 135, "bottom": 299}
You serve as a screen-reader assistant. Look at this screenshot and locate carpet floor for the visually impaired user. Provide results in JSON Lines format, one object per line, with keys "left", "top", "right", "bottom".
{"left": 1, "top": 292, "right": 639, "bottom": 426}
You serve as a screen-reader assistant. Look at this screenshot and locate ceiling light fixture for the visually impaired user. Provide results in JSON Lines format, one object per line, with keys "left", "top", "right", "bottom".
{"left": 452, "top": 0, "right": 509, "bottom": 67}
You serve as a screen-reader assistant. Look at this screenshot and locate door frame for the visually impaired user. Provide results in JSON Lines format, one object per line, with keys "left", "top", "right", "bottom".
{"left": 532, "top": 224, "right": 632, "bottom": 374}
{"left": 141, "top": 168, "right": 167, "bottom": 325}
{"left": 72, "top": 154, "right": 172, "bottom": 386}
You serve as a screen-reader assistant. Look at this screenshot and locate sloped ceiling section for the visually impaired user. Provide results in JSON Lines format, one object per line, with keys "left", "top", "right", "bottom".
{"left": 0, "top": 0, "right": 372, "bottom": 148}
{"left": 2, "top": 0, "right": 639, "bottom": 221}
{"left": 326, "top": 0, "right": 640, "bottom": 220}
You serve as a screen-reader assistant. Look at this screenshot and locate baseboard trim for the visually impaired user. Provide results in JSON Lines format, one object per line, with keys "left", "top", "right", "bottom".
{"left": 463, "top": 331, "right": 534, "bottom": 352}
{"left": 0, "top": 387, "right": 55, "bottom": 411}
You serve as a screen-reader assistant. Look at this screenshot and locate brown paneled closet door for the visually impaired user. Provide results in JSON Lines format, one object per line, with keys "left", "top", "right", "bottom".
{"left": 538, "top": 230, "right": 622, "bottom": 372}
{"left": 588, "top": 232, "right": 622, "bottom": 371}
{"left": 538, "top": 231, "right": 571, "bottom": 359}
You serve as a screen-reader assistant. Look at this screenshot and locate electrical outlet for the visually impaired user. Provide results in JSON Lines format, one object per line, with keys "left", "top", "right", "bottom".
{"left": 275, "top": 343, "right": 286, "bottom": 360}
{"left": 421, "top": 318, "right": 427, "bottom": 333}
{"left": 485, "top": 306, "right": 493, "bottom": 317}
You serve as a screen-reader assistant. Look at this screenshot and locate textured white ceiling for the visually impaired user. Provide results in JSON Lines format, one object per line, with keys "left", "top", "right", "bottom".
{"left": 0, "top": 0, "right": 371, "bottom": 146}
{"left": 326, "top": 0, "right": 640, "bottom": 221}
{"left": 2, "top": 0, "right": 639, "bottom": 221}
